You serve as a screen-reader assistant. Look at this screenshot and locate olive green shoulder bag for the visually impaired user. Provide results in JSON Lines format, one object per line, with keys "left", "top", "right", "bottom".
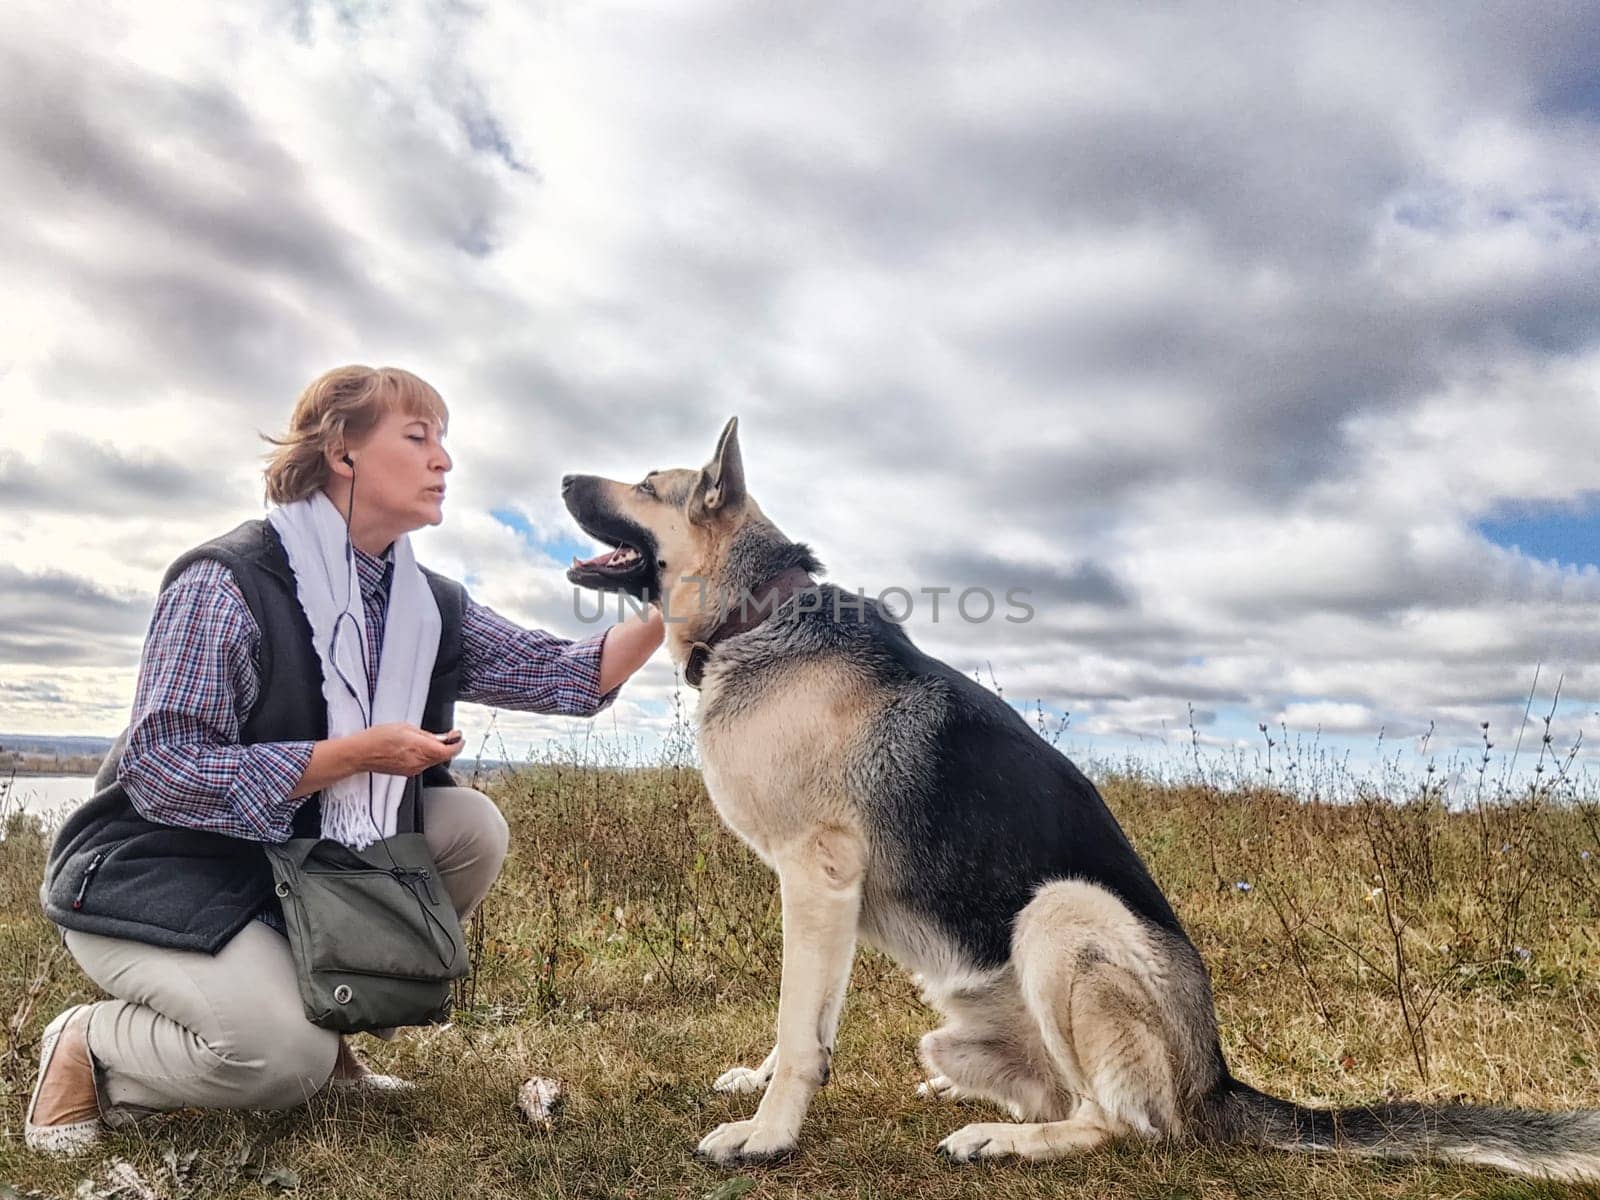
{"left": 263, "top": 781, "right": 467, "bottom": 1033}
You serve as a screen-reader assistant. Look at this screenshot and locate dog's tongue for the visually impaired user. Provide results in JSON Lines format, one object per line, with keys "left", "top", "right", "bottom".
{"left": 574, "top": 547, "right": 626, "bottom": 569}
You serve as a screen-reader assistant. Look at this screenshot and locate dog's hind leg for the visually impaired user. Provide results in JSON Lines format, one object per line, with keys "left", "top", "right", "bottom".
{"left": 697, "top": 824, "right": 864, "bottom": 1165}
{"left": 939, "top": 880, "right": 1206, "bottom": 1163}
{"left": 917, "top": 972, "right": 1065, "bottom": 1120}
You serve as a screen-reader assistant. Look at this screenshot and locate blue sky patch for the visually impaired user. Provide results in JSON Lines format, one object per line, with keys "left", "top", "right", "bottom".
{"left": 491, "top": 506, "right": 602, "bottom": 565}
{"left": 490, "top": 506, "right": 536, "bottom": 539}
{"left": 1475, "top": 493, "right": 1600, "bottom": 568}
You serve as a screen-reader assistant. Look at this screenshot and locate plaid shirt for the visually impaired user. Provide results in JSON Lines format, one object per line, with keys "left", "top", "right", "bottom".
{"left": 118, "top": 547, "right": 617, "bottom": 842}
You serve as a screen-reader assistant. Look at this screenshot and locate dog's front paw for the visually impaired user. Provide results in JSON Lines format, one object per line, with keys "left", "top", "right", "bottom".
{"left": 696, "top": 1118, "right": 796, "bottom": 1164}
{"left": 713, "top": 1064, "right": 773, "bottom": 1094}
{"left": 936, "top": 1121, "right": 1013, "bottom": 1163}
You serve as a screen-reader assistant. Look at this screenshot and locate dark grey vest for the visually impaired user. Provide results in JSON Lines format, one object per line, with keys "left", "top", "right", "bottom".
{"left": 40, "top": 520, "right": 465, "bottom": 953}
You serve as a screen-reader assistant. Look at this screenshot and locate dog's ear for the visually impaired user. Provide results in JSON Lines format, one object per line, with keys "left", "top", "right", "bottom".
{"left": 690, "top": 416, "right": 745, "bottom": 523}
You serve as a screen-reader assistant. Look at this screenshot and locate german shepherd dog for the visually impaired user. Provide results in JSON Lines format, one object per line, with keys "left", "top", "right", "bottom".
{"left": 561, "top": 418, "right": 1600, "bottom": 1180}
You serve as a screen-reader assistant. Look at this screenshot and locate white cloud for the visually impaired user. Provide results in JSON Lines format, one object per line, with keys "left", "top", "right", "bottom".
{"left": 1274, "top": 702, "right": 1379, "bottom": 735}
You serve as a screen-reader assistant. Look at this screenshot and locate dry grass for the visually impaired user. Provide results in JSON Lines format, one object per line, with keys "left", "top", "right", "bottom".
{"left": 3, "top": 754, "right": 1600, "bottom": 1199}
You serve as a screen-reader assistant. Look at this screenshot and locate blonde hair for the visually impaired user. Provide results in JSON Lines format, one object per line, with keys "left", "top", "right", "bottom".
{"left": 263, "top": 365, "right": 449, "bottom": 504}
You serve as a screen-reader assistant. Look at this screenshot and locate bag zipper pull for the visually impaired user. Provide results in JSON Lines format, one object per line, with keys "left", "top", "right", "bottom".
{"left": 413, "top": 869, "right": 437, "bottom": 907}
{"left": 392, "top": 867, "right": 437, "bottom": 907}
{"left": 72, "top": 852, "right": 106, "bottom": 911}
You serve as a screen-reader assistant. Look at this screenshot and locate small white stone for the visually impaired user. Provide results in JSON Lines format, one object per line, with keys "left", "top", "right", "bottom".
{"left": 517, "top": 1076, "right": 563, "bottom": 1128}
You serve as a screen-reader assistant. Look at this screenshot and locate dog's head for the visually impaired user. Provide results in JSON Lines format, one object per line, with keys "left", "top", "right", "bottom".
{"left": 562, "top": 416, "right": 820, "bottom": 649}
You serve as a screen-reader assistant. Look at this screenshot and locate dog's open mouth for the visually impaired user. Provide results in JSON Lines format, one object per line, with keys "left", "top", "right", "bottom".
{"left": 565, "top": 518, "right": 655, "bottom": 594}
{"left": 570, "top": 543, "right": 644, "bottom": 577}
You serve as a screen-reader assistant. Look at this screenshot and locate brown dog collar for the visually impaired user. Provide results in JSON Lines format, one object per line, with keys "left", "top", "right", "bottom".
{"left": 683, "top": 567, "right": 816, "bottom": 689}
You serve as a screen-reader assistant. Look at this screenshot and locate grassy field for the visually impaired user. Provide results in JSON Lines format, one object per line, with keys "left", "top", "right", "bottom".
{"left": 3, "top": 752, "right": 1600, "bottom": 1199}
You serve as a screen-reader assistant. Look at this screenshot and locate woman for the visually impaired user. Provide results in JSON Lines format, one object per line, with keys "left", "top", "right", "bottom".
{"left": 27, "top": 366, "right": 663, "bottom": 1154}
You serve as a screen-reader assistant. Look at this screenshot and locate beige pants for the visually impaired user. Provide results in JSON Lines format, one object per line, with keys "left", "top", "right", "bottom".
{"left": 63, "top": 787, "right": 508, "bottom": 1120}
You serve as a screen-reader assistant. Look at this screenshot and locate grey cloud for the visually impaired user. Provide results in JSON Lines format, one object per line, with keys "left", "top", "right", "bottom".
{"left": 0, "top": 45, "right": 368, "bottom": 294}
{"left": 0, "top": 679, "right": 72, "bottom": 705}
{"left": 0, "top": 565, "right": 150, "bottom": 667}
{"left": 1119, "top": 673, "right": 1249, "bottom": 705}
{"left": 0, "top": 635, "right": 124, "bottom": 667}
{"left": 1414, "top": 3, "right": 1600, "bottom": 123}
{"left": 604, "top": 1, "right": 1600, "bottom": 512}
{"left": 0, "top": 568, "right": 148, "bottom": 630}
{"left": 356, "top": 100, "right": 523, "bottom": 260}
{"left": 0, "top": 435, "right": 234, "bottom": 517}
{"left": 965, "top": 440, "right": 1176, "bottom": 537}
{"left": 904, "top": 602, "right": 1200, "bottom": 659}
{"left": 35, "top": 263, "right": 335, "bottom": 406}
{"left": 1539, "top": 72, "right": 1600, "bottom": 121}
{"left": 725, "top": 82, "right": 1404, "bottom": 273}
{"left": 964, "top": 288, "right": 1441, "bottom": 499}
{"left": 0, "top": 24, "right": 530, "bottom": 407}
{"left": 918, "top": 549, "right": 1133, "bottom": 610}
{"left": 667, "top": 4, "right": 1415, "bottom": 269}
{"left": 604, "top": 233, "right": 793, "bottom": 352}
{"left": 473, "top": 350, "right": 731, "bottom": 472}
{"left": 456, "top": 93, "right": 534, "bottom": 177}
{"left": 1223, "top": 543, "right": 1600, "bottom": 625}
{"left": 733, "top": 387, "right": 965, "bottom": 483}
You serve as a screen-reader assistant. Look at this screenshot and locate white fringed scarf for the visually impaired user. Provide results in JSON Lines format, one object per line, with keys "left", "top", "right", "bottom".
{"left": 267, "top": 492, "right": 441, "bottom": 848}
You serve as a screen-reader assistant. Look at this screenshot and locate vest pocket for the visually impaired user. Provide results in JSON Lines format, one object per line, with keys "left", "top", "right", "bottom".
{"left": 71, "top": 852, "right": 107, "bottom": 911}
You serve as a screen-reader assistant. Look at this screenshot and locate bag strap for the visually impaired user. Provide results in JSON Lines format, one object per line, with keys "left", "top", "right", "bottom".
{"left": 397, "top": 776, "right": 424, "bottom": 835}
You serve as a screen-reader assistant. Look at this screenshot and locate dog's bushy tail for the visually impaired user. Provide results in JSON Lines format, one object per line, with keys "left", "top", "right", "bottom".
{"left": 1195, "top": 1078, "right": 1600, "bottom": 1183}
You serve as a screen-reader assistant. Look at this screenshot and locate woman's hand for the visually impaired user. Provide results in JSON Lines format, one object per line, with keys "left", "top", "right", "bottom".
{"left": 355, "top": 722, "right": 466, "bottom": 775}
{"left": 291, "top": 724, "right": 464, "bottom": 797}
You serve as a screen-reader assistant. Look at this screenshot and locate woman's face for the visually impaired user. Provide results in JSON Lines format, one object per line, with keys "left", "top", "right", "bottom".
{"left": 343, "top": 407, "right": 452, "bottom": 536}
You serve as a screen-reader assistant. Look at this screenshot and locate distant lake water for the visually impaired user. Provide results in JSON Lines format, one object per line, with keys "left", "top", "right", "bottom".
{"left": 2, "top": 774, "right": 95, "bottom": 822}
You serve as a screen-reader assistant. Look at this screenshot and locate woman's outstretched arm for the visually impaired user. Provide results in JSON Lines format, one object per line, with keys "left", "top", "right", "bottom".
{"left": 457, "top": 596, "right": 662, "bottom": 716}
{"left": 598, "top": 605, "right": 665, "bottom": 694}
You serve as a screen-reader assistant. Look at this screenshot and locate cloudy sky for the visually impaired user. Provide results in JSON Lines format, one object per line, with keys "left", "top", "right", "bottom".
{"left": 2, "top": 0, "right": 1597, "bottom": 787}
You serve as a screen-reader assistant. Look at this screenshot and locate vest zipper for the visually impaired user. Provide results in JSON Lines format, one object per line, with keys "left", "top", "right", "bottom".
{"left": 72, "top": 852, "right": 107, "bottom": 911}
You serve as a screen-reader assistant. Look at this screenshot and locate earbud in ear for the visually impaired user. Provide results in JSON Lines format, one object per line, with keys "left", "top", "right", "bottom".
{"left": 341, "top": 454, "right": 354, "bottom": 468}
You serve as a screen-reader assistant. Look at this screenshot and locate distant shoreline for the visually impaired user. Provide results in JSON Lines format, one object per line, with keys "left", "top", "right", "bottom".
{"left": 1, "top": 734, "right": 115, "bottom": 781}
{"left": 6, "top": 764, "right": 99, "bottom": 779}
